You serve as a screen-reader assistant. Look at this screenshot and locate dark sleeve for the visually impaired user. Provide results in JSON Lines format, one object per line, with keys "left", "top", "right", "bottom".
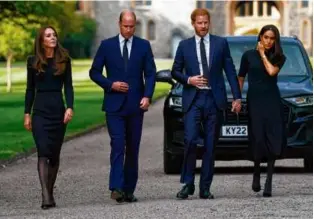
{"left": 64, "top": 59, "right": 74, "bottom": 109}
{"left": 171, "top": 41, "right": 189, "bottom": 84}
{"left": 89, "top": 41, "right": 113, "bottom": 93}
{"left": 143, "top": 41, "right": 156, "bottom": 99}
{"left": 24, "top": 57, "right": 35, "bottom": 114}
{"left": 238, "top": 51, "right": 249, "bottom": 78}
{"left": 273, "top": 55, "right": 286, "bottom": 70}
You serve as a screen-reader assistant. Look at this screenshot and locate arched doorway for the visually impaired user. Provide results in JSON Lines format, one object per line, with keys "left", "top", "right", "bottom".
{"left": 226, "top": 1, "right": 284, "bottom": 35}
{"left": 171, "top": 30, "right": 184, "bottom": 58}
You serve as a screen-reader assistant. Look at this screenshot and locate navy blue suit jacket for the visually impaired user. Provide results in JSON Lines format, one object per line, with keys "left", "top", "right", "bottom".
{"left": 171, "top": 34, "right": 241, "bottom": 113}
{"left": 90, "top": 35, "right": 156, "bottom": 112}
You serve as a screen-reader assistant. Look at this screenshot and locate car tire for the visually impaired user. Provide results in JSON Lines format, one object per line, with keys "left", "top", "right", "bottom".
{"left": 303, "top": 154, "right": 313, "bottom": 173}
{"left": 164, "top": 150, "right": 183, "bottom": 174}
{"left": 163, "top": 129, "right": 183, "bottom": 174}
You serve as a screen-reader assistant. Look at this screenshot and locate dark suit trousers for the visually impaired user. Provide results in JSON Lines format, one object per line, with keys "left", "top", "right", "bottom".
{"left": 106, "top": 98, "right": 144, "bottom": 193}
{"left": 180, "top": 89, "right": 221, "bottom": 190}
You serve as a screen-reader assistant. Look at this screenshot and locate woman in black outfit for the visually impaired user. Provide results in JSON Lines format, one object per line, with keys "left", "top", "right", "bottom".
{"left": 24, "top": 26, "right": 74, "bottom": 209}
{"left": 238, "top": 25, "right": 286, "bottom": 197}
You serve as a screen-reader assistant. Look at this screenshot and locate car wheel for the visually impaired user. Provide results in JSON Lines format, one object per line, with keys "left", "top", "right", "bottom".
{"left": 163, "top": 129, "right": 183, "bottom": 174}
{"left": 303, "top": 154, "right": 313, "bottom": 173}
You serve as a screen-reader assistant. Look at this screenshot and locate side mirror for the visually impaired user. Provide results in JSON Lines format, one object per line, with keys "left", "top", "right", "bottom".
{"left": 156, "top": 69, "right": 175, "bottom": 86}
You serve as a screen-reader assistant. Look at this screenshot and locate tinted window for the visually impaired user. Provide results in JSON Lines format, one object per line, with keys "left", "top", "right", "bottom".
{"left": 228, "top": 41, "right": 308, "bottom": 76}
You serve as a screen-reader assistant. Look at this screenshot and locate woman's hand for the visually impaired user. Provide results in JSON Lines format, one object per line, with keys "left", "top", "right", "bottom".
{"left": 24, "top": 114, "right": 32, "bottom": 131}
{"left": 257, "top": 41, "right": 265, "bottom": 56}
{"left": 64, "top": 108, "right": 74, "bottom": 124}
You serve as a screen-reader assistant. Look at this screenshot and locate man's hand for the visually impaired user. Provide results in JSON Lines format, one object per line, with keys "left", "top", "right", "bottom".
{"left": 189, "top": 75, "right": 208, "bottom": 87}
{"left": 111, "top": 82, "right": 129, "bottom": 93}
{"left": 24, "top": 114, "right": 32, "bottom": 131}
{"left": 231, "top": 99, "right": 241, "bottom": 113}
{"left": 64, "top": 108, "right": 74, "bottom": 124}
{"left": 140, "top": 97, "right": 150, "bottom": 110}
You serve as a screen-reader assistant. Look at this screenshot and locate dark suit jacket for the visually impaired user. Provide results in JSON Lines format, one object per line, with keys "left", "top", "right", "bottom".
{"left": 171, "top": 34, "right": 241, "bottom": 112}
{"left": 90, "top": 35, "right": 156, "bottom": 112}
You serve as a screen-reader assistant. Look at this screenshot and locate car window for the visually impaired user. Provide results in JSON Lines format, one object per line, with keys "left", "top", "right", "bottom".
{"left": 228, "top": 41, "right": 308, "bottom": 76}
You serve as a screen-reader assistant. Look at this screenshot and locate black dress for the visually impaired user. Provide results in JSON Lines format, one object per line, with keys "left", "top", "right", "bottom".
{"left": 238, "top": 49, "right": 286, "bottom": 161}
{"left": 24, "top": 56, "right": 74, "bottom": 158}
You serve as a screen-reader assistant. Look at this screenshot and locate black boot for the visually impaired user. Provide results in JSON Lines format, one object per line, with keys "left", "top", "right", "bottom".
{"left": 263, "top": 159, "right": 275, "bottom": 197}
{"left": 38, "top": 157, "right": 54, "bottom": 209}
{"left": 252, "top": 160, "right": 261, "bottom": 192}
{"left": 48, "top": 157, "right": 60, "bottom": 207}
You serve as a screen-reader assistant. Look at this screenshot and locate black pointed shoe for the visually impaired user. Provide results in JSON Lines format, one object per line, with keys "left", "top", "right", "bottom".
{"left": 176, "top": 184, "right": 195, "bottom": 199}
{"left": 252, "top": 174, "right": 261, "bottom": 192}
{"left": 263, "top": 178, "right": 272, "bottom": 197}
{"left": 111, "top": 189, "right": 124, "bottom": 203}
{"left": 199, "top": 189, "right": 214, "bottom": 199}
{"left": 124, "top": 193, "right": 138, "bottom": 203}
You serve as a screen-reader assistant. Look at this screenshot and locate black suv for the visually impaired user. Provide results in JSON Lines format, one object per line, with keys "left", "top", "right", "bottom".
{"left": 156, "top": 36, "right": 313, "bottom": 174}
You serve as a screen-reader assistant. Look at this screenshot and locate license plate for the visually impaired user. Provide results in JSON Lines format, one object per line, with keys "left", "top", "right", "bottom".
{"left": 221, "top": 125, "right": 248, "bottom": 136}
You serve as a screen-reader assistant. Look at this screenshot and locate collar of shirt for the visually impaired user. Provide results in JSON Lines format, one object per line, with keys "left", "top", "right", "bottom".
{"left": 195, "top": 33, "right": 210, "bottom": 44}
{"left": 119, "top": 34, "right": 133, "bottom": 45}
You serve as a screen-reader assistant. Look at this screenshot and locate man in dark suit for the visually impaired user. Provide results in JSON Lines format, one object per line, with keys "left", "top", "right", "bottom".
{"left": 89, "top": 10, "right": 156, "bottom": 203}
{"left": 171, "top": 8, "right": 242, "bottom": 200}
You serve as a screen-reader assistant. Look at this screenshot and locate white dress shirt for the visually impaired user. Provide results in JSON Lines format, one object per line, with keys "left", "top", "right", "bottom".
{"left": 192, "top": 33, "right": 210, "bottom": 89}
{"left": 119, "top": 34, "right": 133, "bottom": 58}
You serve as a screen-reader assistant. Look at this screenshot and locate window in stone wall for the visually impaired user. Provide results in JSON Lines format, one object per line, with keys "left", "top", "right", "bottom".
{"left": 147, "top": 20, "right": 156, "bottom": 41}
{"left": 135, "top": 21, "right": 142, "bottom": 37}
{"left": 196, "top": 1, "right": 213, "bottom": 10}
{"left": 75, "top": 0, "right": 82, "bottom": 11}
{"left": 236, "top": 1, "right": 253, "bottom": 16}
{"left": 132, "top": 0, "right": 152, "bottom": 7}
{"left": 301, "top": 0, "right": 309, "bottom": 8}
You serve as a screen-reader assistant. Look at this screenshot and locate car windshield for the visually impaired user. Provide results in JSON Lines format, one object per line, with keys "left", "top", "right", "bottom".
{"left": 229, "top": 41, "right": 308, "bottom": 76}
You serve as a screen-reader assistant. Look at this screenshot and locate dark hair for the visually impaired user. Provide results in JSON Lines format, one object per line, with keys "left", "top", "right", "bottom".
{"left": 257, "top": 24, "right": 284, "bottom": 64}
{"left": 191, "top": 8, "right": 211, "bottom": 23}
{"left": 119, "top": 10, "right": 136, "bottom": 22}
{"left": 33, "top": 25, "right": 69, "bottom": 75}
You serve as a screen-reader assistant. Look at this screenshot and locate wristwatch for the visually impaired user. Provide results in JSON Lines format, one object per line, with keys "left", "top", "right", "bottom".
{"left": 261, "top": 55, "right": 266, "bottom": 59}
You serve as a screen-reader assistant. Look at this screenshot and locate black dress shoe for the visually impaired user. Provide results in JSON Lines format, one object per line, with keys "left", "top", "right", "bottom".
{"left": 176, "top": 184, "right": 195, "bottom": 199}
{"left": 252, "top": 174, "right": 261, "bottom": 192}
{"left": 111, "top": 189, "right": 124, "bottom": 203}
{"left": 124, "top": 193, "right": 138, "bottom": 203}
{"left": 199, "top": 189, "right": 214, "bottom": 199}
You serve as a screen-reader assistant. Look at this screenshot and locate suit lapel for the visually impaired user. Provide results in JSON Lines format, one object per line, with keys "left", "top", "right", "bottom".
{"left": 115, "top": 35, "right": 124, "bottom": 63}
{"left": 190, "top": 37, "right": 200, "bottom": 74}
{"left": 209, "top": 34, "right": 215, "bottom": 73}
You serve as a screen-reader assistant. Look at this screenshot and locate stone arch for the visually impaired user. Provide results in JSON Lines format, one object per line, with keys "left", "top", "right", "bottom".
{"left": 225, "top": 1, "right": 285, "bottom": 35}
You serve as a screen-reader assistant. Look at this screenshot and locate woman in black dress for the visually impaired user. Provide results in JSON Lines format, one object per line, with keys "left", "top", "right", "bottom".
{"left": 24, "top": 26, "right": 74, "bottom": 209}
{"left": 238, "top": 25, "right": 286, "bottom": 197}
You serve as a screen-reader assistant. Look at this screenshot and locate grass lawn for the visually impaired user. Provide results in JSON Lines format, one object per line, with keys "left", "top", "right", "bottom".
{"left": 0, "top": 59, "right": 173, "bottom": 160}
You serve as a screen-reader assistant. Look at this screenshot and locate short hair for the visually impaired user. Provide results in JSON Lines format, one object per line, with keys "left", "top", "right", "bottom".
{"left": 190, "top": 8, "right": 211, "bottom": 23}
{"left": 119, "top": 10, "right": 136, "bottom": 22}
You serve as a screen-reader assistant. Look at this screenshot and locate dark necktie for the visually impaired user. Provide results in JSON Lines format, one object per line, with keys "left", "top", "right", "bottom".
{"left": 123, "top": 38, "right": 129, "bottom": 72}
{"left": 200, "top": 37, "right": 209, "bottom": 80}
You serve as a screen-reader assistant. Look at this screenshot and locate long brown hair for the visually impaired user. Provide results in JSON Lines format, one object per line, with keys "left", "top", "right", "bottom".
{"left": 33, "top": 25, "right": 69, "bottom": 75}
{"left": 257, "top": 24, "right": 284, "bottom": 64}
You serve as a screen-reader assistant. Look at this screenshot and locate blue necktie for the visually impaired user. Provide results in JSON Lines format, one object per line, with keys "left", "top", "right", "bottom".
{"left": 200, "top": 37, "right": 209, "bottom": 81}
{"left": 123, "top": 38, "right": 129, "bottom": 72}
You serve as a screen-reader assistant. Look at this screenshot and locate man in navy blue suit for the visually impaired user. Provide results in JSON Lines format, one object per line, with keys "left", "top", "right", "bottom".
{"left": 89, "top": 10, "right": 156, "bottom": 203}
{"left": 172, "top": 8, "right": 242, "bottom": 200}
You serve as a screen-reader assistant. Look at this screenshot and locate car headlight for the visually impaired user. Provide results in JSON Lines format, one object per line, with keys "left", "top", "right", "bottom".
{"left": 285, "top": 96, "right": 313, "bottom": 107}
{"left": 169, "top": 97, "right": 182, "bottom": 107}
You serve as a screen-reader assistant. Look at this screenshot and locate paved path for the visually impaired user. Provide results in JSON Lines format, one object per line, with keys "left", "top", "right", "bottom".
{"left": 0, "top": 99, "right": 312, "bottom": 219}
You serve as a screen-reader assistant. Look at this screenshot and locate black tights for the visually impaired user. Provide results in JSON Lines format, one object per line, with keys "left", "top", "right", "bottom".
{"left": 253, "top": 158, "right": 275, "bottom": 194}
{"left": 38, "top": 156, "right": 60, "bottom": 204}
